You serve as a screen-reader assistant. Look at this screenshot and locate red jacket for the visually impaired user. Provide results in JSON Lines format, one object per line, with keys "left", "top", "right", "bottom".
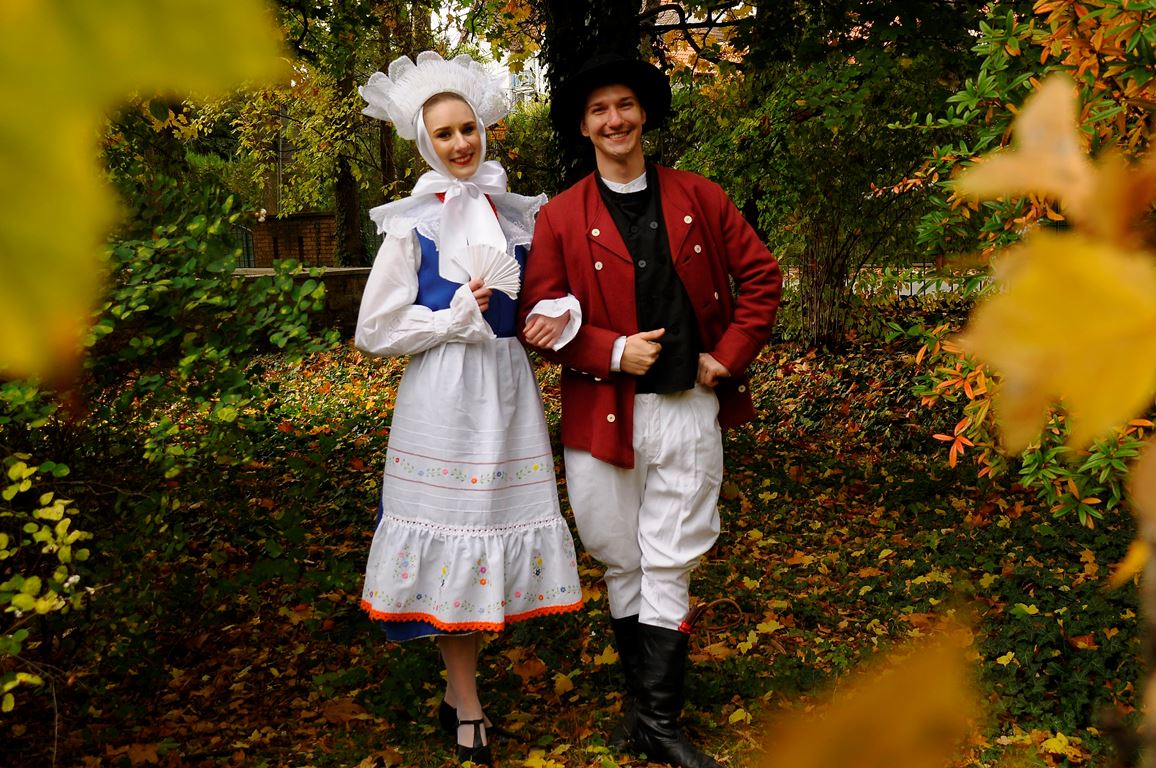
{"left": 520, "top": 165, "right": 782, "bottom": 468}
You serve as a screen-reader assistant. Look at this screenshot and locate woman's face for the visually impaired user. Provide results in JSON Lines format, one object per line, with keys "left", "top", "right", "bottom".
{"left": 423, "top": 96, "right": 482, "bottom": 179}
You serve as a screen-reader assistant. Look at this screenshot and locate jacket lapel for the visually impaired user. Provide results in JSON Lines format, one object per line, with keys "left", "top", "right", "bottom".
{"left": 657, "top": 167, "right": 693, "bottom": 262}
{"left": 581, "top": 174, "right": 633, "bottom": 264}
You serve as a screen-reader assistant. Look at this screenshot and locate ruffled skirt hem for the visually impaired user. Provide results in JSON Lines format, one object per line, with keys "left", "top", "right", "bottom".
{"left": 361, "top": 596, "right": 584, "bottom": 633}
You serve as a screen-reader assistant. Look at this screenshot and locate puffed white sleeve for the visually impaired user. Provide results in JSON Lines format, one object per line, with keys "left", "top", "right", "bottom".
{"left": 525, "top": 295, "right": 583, "bottom": 350}
{"left": 354, "top": 231, "right": 495, "bottom": 357}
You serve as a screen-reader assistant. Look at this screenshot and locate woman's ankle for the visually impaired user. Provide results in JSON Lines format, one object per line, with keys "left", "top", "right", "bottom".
{"left": 456, "top": 718, "right": 488, "bottom": 747}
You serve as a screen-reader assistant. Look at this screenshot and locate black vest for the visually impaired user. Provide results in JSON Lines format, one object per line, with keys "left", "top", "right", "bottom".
{"left": 597, "top": 167, "right": 701, "bottom": 394}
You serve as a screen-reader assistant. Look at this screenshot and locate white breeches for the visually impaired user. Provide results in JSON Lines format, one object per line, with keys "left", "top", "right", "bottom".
{"left": 564, "top": 385, "right": 724, "bottom": 630}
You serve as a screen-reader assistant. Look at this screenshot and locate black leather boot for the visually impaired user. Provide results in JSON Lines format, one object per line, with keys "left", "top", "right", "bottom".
{"left": 632, "top": 623, "right": 723, "bottom": 768}
{"left": 608, "top": 615, "right": 643, "bottom": 749}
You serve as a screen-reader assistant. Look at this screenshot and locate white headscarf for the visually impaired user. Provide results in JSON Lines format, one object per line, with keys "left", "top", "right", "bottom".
{"left": 409, "top": 100, "right": 508, "bottom": 282}
{"left": 362, "top": 53, "right": 546, "bottom": 272}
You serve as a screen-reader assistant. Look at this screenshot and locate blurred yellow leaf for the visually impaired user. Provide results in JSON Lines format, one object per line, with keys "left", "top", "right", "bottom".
{"left": 0, "top": 0, "right": 284, "bottom": 380}
{"left": 760, "top": 629, "right": 981, "bottom": 768}
{"left": 956, "top": 76, "right": 1093, "bottom": 221}
{"left": 1107, "top": 539, "right": 1148, "bottom": 589}
{"left": 959, "top": 232, "right": 1156, "bottom": 451}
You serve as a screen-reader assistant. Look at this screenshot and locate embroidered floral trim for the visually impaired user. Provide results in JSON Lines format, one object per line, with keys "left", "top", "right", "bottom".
{"left": 386, "top": 448, "right": 553, "bottom": 488}
{"left": 473, "top": 556, "right": 491, "bottom": 587}
{"left": 394, "top": 548, "right": 416, "bottom": 581}
{"left": 364, "top": 579, "right": 579, "bottom": 614}
{"left": 360, "top": 597, "right": 584, "bottom": 632}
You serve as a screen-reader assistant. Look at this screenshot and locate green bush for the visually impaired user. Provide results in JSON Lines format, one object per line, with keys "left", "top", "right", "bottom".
{"left": 0, "top": 172, "right": 339, "bottom": 720}
{"left": 0, "top": 455, "right": 90, "bottom": 713}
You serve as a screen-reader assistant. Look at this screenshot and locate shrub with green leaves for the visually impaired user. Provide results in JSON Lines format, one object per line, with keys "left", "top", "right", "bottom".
{"left": 0, "top": 455, "right": 90, "bottom": 714}
{"left": 0, "top": 172, "right": 339, "bottom": 720}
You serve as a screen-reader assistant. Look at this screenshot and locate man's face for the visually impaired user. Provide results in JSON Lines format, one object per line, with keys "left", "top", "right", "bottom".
{"left": 580, "top": 83, "right": 647, "bottom": 165}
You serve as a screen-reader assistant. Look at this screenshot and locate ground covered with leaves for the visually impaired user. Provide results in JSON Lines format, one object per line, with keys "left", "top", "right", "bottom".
{"left": 7, "top": 318, "right": 1141, "bottom": 767}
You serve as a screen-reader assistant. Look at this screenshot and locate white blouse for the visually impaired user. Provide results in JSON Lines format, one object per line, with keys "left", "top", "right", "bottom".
{"left": 355, "top": 232, "right": 496, "bottom": 358}
{"left": 355, "top": 231, "right": 581, "bottom": 358}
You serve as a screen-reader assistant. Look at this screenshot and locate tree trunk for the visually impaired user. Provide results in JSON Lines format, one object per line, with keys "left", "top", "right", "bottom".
{"left": 334, "top": 71, "right": 366, "bottom": 266}
{"left": 376, "top": 4, "right": 399, "bottom": 197}
{"left": 798, "top": 221, "right": 852, "bottom": 349}
{"left": 540, "top": 0, "right": 644, "bottom": 188}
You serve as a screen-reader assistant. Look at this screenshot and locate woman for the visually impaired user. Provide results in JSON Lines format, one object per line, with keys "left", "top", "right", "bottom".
{"left": 354, "top": 52, "right": 583, "bottom": 765}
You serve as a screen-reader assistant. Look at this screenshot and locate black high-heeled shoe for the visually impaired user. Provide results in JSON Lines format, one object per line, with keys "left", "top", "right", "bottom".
{"left": 456, "top": 717, "right": 492, "bottom": 766}
{"left": 440, "top": 701, "right": 507, "bottom": 739}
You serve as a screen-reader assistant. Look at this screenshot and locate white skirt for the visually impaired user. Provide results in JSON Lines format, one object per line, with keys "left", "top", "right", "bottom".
{"left": 361, "top": 336, "right": 583, "bottom": 631}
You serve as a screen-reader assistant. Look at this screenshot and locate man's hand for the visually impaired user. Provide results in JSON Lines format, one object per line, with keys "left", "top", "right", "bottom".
{"left": 697, "top": 352, "right": 730, "bottom": 387}
{"left": 523, "top": 311, "right": 570, "bottom": 349}
{"left": 621, "top": 328, "right": 665, "bottom": 375}
{"left": 468, "top": 277, "right": 492, "bottom": 313}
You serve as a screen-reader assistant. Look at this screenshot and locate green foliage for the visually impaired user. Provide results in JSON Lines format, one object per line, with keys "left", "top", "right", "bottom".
{"left": 0, "top": 455, "right": 90, "bottom": 714}
{"left": 491, "top": 99, "right": 557, "bottom": 197}
{"left": 911, "top": 6, "right": 1046, "bottom": 259}
{"left": 0, "top": 167, "right": 338, "bottom": 723}
{"left": 235, "top": 73, "right": 368, "bottom": 217}
{"left": 85, "top": 178, "right": 338, "bottom": 479}
{"left": 673, "top": 47, "right": 970, "bottom": 347}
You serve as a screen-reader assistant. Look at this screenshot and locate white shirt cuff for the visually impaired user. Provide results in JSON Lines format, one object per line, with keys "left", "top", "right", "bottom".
{"left": 446, "top": 283, "right": 497, "bottom": 342}
{"left": 610, "top": 336, "right": 627, "bottom": 372}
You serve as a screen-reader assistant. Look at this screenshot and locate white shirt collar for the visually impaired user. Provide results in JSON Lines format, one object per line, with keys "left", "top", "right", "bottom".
{"left": 602, "top": 170, "right": 648, "bottom": 194}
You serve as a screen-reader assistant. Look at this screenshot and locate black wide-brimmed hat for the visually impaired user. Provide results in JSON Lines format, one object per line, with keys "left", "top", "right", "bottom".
{"left": 554, "top": 52, "right": 672, "bottom": 134}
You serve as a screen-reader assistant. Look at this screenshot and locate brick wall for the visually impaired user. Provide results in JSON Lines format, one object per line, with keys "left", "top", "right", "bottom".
{"left": 251, "top": 213, "right": 337, "bottom": 268}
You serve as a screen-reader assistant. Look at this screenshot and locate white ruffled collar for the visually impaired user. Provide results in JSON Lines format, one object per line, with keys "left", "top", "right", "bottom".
{"left": 368, "top": 190, "right": 546, "bottom": 254}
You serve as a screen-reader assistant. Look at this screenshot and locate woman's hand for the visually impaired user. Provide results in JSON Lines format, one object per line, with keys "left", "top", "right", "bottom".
{"left": 469, "top": 277, "right": 492, "bottom": 313}
{"left": 523, "top": 311, "right": 570, "bottom": 349}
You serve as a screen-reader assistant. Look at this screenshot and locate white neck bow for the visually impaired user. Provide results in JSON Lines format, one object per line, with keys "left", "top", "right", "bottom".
{"left": 411, "top": 114, "right": 509, "bottom": 282}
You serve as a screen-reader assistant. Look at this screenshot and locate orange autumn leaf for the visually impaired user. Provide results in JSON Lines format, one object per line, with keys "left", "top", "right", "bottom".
{"left": 1067, "top": 634, "right": 1099, "bottom": 651}
{"left": 512, "top": 656, "right": 547, "bottom": 684}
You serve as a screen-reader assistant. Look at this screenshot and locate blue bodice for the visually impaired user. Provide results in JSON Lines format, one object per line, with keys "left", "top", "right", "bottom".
{"left": 414, "top": 233, "right": 525, "bottom": 338}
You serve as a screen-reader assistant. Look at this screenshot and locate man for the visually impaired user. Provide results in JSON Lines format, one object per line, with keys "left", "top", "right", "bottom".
{"left": 520, "top": 53, "right": 781, "bottom": 768}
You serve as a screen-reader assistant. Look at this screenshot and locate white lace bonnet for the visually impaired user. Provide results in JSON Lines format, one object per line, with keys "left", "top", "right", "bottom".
{"left": 359, "top": 51, "right": 510, "bottom": 138}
